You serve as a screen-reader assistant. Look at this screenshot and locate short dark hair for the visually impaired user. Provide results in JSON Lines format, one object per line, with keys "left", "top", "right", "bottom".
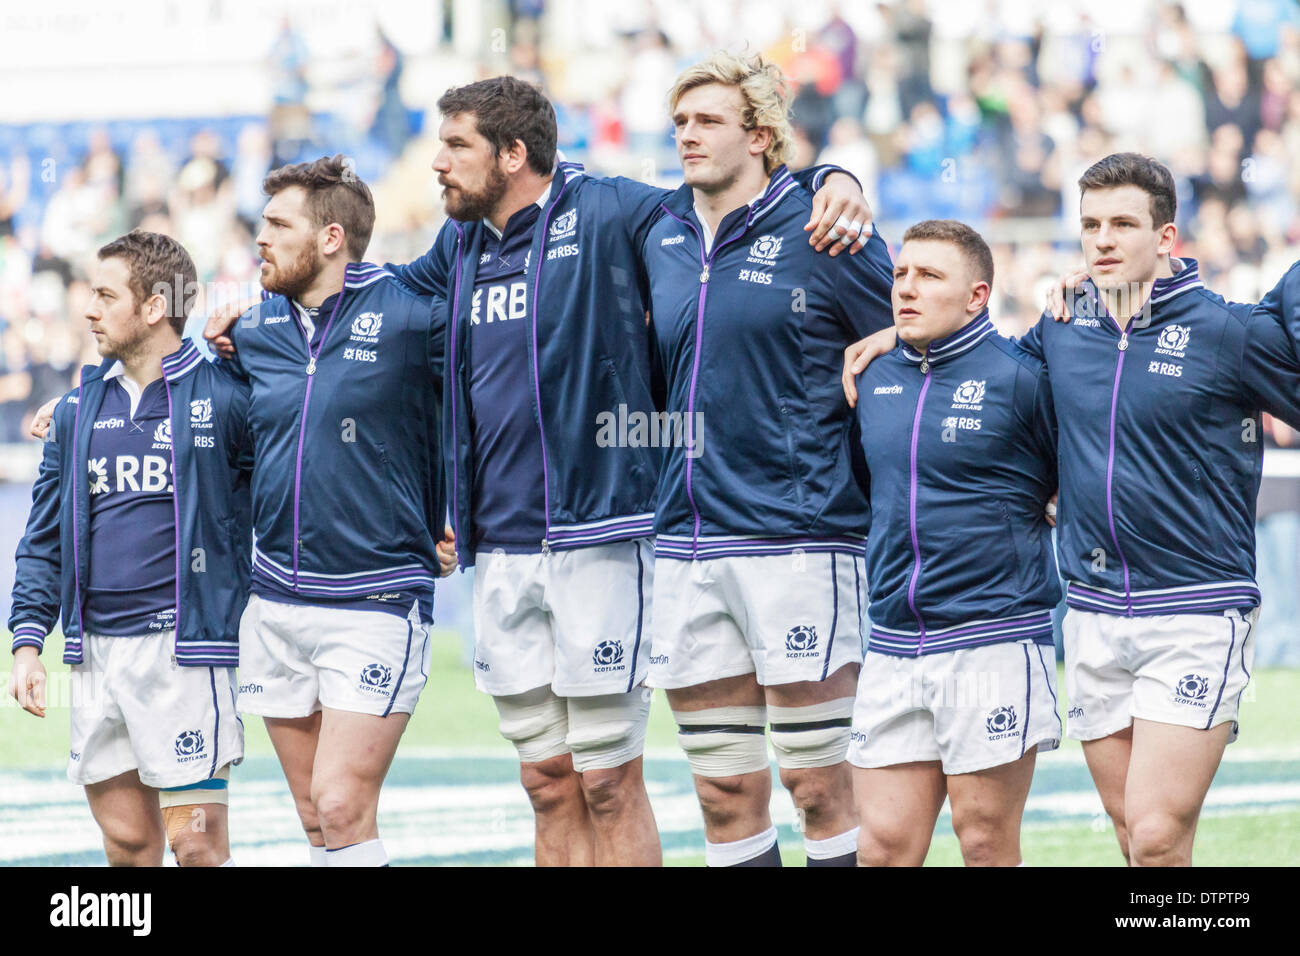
{"left": 902, "top": 219, "right": 994, "bottom": 287}
{"left": 1077, "top": 152, "right": 1177, "bottom": 227}
{"left": 97, "top": 230, "right": 198, "bottom": 335}
{"left": 262, "top": 154, "right": 375, "bottom": 260}
{"left": 437, "top": 76, "right": 557, "bottom": 176}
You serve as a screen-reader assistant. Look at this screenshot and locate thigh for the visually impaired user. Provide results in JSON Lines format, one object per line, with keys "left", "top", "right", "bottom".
{"left": 1081, "top": 725, "right": 1133, "bottom": 817}
{"left": 547, "top": 538, "right": 653, "bottom": 697}
{"left": 946, "top": 749, "right": 1038, "bottom": 832}
{"left": 649, "top": 557, "right": 752, "bottom": 689}
{"left": 728, "top": 552, "right": 864, "bottom": 687}
{"left": 853, "top": 762, "right": 947, "bottom": 862}
{"left": 667, "top": 672, "right": 765, "bottom": 712}
{"left": 1124, "top": 717, "right": 1231, "bottom": 827}
{"left": 765, "top": 662, "right": 859, "bottom": 708}
{"left": 85, "top": 770, "right": 164, "bottom": 850}
{"left": 473, "top": 550, "right": 554, "bottom": 696}
{"left": 264, "top": 712, "right": 323, "bottom": 803}
{"left": 312, "top": 707, "right": 410, "bottom": 796}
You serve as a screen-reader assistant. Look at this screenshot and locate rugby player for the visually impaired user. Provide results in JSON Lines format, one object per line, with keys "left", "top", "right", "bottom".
{"left": 850, "top": 220, "right": 1060, "bottom": 866}
{"left": 845, "top": 153, "right": 1300, "bottom": 866}
{"left": 219, "top": 156, "right": 446, "bottom": 867}
{"left": 9, "top": 230, "right": 250, "bottom": 866}
{"left": 641, "top": 52, "right": 895, "bottom": 867}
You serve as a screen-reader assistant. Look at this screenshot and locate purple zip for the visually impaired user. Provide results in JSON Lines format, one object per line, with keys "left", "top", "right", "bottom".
{"left": 1104, "top": 319, "right": 1135, "bottom": 616}
{"left": 162, "top": 370, "right": 182, "bottom": 653}
{"left": 529, "top": 177, "right": 571, "bottom": 551}
{"left": 289, "top": 267, "right": 350, "bottom": 586}
{"left": 906, "top": 366, "right": 931, "bottom": 653}
{"left": 448, "top": 224, "right": 465, "bottom": 567}
{"left": 659, "top": 204, "right": 750, "bottom": 558}
{"left": 71, "top": 383, "right": 85, "bottom": 647}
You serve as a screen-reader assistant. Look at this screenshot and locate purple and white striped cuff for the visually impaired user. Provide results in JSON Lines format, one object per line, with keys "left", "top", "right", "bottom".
{"left": 10, "top": 622, "right": 47, "bottom": 653}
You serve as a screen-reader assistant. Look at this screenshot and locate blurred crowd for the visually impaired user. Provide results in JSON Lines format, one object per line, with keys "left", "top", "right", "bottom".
{"left": 2, "top": 0, "right": 1299, "bottom": 434}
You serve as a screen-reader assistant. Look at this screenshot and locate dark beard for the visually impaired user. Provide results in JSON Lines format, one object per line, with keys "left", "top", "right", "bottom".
{"left": 443, "top": 165, "right": 509, "bottom": 222}
{"left": 261, "top": 243, "right": 323, "bottom": 299}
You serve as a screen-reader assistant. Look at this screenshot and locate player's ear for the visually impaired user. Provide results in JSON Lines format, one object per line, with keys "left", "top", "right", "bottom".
{"left": 1157, "top": 221, "right": 1178, "bottom": 256}
{"left": 749, "top": 125, "right": 773, "bottom": 160}
{"left": 969, "top": 280, "right": 991, "bottom": 314}
{"left": 142, "top": 291, "right": 169, "bottom": 329}
{"left": 320, "top": 222, "right": 347, "bottom": 257}
{"left": 503, "top": 139, "right": 528, "bottom": 176}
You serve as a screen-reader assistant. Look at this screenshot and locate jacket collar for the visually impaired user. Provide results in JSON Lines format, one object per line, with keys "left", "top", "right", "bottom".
{"left": 342, "top": 260, "right": 393, "bottom": 291}
{"left": 662, "top": 164, "right": 798, "bottom": 229}
{"left": 1149, "top": 257, "right": 1204, "bottom": 304}
{"left": 161, "top": 337, "right": 205, "bottom": 382}
{"left": 900, "top": 310, "right": 996, "bottom": 367}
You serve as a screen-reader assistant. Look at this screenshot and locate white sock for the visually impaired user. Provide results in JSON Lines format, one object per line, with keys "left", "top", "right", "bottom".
{"left": 219, "top": 857, "right": 236, "bottom": 867}
{"left": 805, "top": 826, "right": 859, "bottom": 861}
{"left": 326, "top": 838, "right": 389, "bottom": 867}
{"left": 308, "top": 844, "right": 328, "bottom": 868}
{"left": 705, "top": 826, "right": 779, "bottom": 867}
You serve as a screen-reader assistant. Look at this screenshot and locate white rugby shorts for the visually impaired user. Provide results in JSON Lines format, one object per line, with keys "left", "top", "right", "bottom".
{"left": 647, "top": 551, "right": 865, "bottom": 689}
{"left": 69, "top": 630, "right": 242, "bottom": 789}
{"left": 471, "top": 539, "right": 653, "bottom": 697}
{"left": 1063, "top": 607, "right": 1257, "bottom": 743}
{"left": 236, "top": 594, "right": 431, "bottom": 718}
{"left": 847, "top": 639, "right": 1061, "bottom": 775}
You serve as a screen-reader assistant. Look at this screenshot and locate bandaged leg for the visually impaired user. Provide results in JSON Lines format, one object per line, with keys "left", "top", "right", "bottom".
{"left": 673, "top": 705, "right": 770, "bottom": 778}
{"left": 565, "top": 690, "right": 652, "bottom": 773}
{"left": 159, "top": 765, "right": 231, "bottom": 866}
{"left": 494, "top": 685, "right": 570, "bottom": 763}
{"left": 767, "top": 697, "right": 855, "bottom": 770}
{"left": 768, "top": 698, "right": 857, "bottom": 864}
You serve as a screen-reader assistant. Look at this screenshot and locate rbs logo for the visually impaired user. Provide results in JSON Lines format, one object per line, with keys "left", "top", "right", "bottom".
{"left": 471, "top": 280, "right": 527, "bottom": 325}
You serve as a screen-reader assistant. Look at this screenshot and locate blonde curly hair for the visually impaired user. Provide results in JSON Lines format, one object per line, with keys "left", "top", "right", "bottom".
{"left": 668, "top": 50, "right": 795, "bottom": 175}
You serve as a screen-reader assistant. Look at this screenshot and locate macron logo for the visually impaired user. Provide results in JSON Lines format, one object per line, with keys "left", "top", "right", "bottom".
{"left": 660, "top": 235, "right": 685, "bottom": 246}
{"left": 50, "top": 886, "right": 151, "bottom": 936}
{"left": 873, "top": 385, "right": 903, "bottom": 395}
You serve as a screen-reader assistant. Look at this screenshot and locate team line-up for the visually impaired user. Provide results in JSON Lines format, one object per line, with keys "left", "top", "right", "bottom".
{"left": 10, "top": 52, "right": 1300, "bottom": 868}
